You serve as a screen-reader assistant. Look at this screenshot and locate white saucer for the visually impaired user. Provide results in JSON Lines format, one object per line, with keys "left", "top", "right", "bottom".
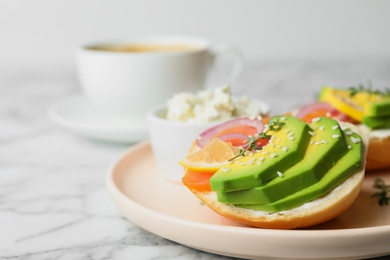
{"left": 47, "top": 96, "right": 148, "bottom": 143}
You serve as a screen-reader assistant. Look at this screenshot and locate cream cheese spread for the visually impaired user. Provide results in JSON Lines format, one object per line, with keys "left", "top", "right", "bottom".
{"left": 358, "top": 124, "right": 390, "bottom": 139}
{"left": 166, "top": 85, "right": 264, "bottom": 123}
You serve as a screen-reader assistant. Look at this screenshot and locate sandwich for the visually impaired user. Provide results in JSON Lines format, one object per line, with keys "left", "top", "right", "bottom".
{"left": 180, "top": 115, "right": 368, "bottom": 229}
{"left": 295, "top": 85, "right": 390, "bottom": 171}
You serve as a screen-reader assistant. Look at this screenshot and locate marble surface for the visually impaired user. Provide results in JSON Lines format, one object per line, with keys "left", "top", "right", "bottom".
{"left": 1, "top": 60, "right": 390, "bottom": 260}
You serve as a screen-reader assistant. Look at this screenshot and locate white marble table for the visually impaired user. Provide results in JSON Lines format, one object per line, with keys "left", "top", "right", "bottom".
{"left": 1, "top": 60, "right": 390, "bottom": 259}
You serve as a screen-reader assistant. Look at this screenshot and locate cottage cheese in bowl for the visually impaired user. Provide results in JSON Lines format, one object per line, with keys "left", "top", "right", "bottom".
{"left": 166, "top": 85, "right": 268, "bottom": 123}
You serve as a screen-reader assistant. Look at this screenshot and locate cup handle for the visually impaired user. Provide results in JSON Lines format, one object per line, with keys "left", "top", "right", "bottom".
{"left": 208, "top": 43, "right": 245, "bottom": 86}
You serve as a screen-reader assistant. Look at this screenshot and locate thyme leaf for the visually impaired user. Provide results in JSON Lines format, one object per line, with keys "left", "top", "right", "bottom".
{"left": 228, "top": 118, "right": 285, "bottom": 161}
{"left": 371, "top": 178, "right": 390, "bottom": 206}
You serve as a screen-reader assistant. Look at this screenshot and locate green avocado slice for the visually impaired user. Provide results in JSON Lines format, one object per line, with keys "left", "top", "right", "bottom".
{"left": 362, "top": 115, "right": 390, "bottom": 129}
{"left": 210, "top": 116, "right": 312, "bottom": 193}
{"left": 237, "top": 128, "right": 363, "bottom": 212}
{"left": 364, "top": 99, "right": 390, "bottom": 117}
{"left": 216, "top": 117, "right": 349, "bottom": 205}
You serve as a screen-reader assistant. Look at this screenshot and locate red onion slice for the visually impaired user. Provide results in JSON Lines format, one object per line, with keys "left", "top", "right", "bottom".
{"left": 196, "top": 117, "right": 264, "bottom": 148}
{"left": 296, "top": 101, "right": 356, "bottom": 122}
{"left": 296, "top": 102, "right": 336, "bottom": 119}
{"left": 218, "top": 133, "right": 251, "bottom": 148}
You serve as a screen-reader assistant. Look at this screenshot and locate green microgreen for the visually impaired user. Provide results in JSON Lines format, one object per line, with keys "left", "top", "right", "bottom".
{"left": 371, "top": 178, "right": 390, "bottom": 206}
{"left": 348, "top": 81, "right": 390, "bottom": 97}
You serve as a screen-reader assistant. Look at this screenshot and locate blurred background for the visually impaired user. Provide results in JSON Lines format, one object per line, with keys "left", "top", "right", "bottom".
{"left": 1, "top": 0, "right": 389, "bottom": 67}
{"left": 2, "top": 0, "right": 390, "bottom": 111}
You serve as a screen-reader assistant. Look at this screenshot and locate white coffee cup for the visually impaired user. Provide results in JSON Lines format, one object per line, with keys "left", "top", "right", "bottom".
{"left": 76, "top": 35, "right": 244, "bottom": 123}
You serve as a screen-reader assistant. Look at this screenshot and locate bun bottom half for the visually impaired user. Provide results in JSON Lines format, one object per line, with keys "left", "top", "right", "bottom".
{"left": 190, "top": 170, "right": 364, "bottom": 229}
{"left": 366, "top": 132, "right": 390, "bottom": 171}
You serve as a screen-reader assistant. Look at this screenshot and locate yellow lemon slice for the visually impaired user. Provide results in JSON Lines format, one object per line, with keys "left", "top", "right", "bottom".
{"left": 179, "top": 138, "right": 240, "bottom": 173}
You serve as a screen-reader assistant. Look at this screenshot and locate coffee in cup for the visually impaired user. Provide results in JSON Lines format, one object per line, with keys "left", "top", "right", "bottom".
{"left": 87, "top": 43, "right": 199, "bottom": 53}
{"left": 77, "top": 36, "right": 244, "bottom": 124}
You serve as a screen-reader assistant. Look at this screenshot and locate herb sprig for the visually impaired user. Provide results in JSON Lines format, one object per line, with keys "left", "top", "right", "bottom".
{"left": 371, "top": 178, "right": 390, "bottom": 206}
{"left": 348, "top": 82, "right": 390, "bottom": 97}
{"left": 228, "top": 118, "right": 285, "bottom": 161}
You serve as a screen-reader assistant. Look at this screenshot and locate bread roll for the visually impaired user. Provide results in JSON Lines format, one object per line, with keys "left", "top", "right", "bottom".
{"left": 365, "top": 128, "right": 390, "bottom": 171}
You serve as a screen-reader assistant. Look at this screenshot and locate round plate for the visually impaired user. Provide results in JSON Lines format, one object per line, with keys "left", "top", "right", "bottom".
{"left": 106, "top": 141, "right": 390, "bottom": 260}
{"left": 47, "top": 96, "right": 148, "bottom": 143}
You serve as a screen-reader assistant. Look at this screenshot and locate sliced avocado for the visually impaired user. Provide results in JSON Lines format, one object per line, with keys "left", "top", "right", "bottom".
{"left": 238, "top": 128, "right": 363, "bottom": 212}
{"left": 216, "top": 117, "right": 349, "bottom": 205}
{"left": 210, "top": 116, "right": 312, "bottom": 193}
{"left": 319, "top": 86, "right": 390, "bottom": 127}
{"left": 364, "top": 99, "right": 390, "bottom": 117}
{"left": 363, "top": 115, "right": 390, "bottom": 129}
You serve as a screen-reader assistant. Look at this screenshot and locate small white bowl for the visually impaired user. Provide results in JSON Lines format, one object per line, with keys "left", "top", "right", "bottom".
{"left": 147, "top": 100, "right": 270, "bottom": 183}
{"left": 147, "top": 105, "right": 219, "bottom": 183}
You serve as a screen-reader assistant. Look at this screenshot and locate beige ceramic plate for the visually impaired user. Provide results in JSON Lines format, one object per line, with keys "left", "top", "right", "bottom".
{"left": 106, "top": 141, "right": 390, "bottom": 260}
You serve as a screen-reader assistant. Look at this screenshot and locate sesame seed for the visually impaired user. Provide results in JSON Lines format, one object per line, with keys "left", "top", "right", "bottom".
{"left": 312, "top": 117, "right": 321, "bottom": 123}
{"left": 262, "top": 151, "right": 269, "bottom": 155}
{"left": 288, "top": 136, "right": 295, "bottom": 140}
{"left": 248, "top": 152, "right": 254, "bottom": 156}
{"left": 288, "top": 132, "right": 294, "bottom": 137}
{"left": 277, "top": 171, "right": 284, "bottom": 177}
{"left": 332, "top": 125, "right": 339, "bottom": 130}
{"left": 344, "top": 131, "right": 353, "bottom": 136}
{"left": 221, "top": 167, "right": 230, "bottom": 172}
{"left": 320, "top": 126, "right": 325, "bottom": 131}
{"left": 282, "top": 146, "right": 288, "bottom": 152}
{"left": 314, "top": 141, "right": 322, "bottom": 145}
{"left": 310, "top": 140, "right": 314, "bottom": 145}
{"left": 284, "top": 129, "right": 290, "bottom": 133}
{"left": 351, "top": 136, "right": 361, "bottom": 143}
{"left": 257, "top": 161, "right": 262, "bottom": 165}
{"left": 276, "top": 145, "right": 281, "bottom": 148}
{"left": 270, "top": 153, "right": 277, "bottom": 158}
{"left": 308, "top": 131, "right": 315, "bottom": 136}
{"left": 321, "top": 140, "right": 327, "bottom": 144}
{"left": 258, "top": 156, "right": 265, "bottom": 161}
{"left": 280, "top": 117, "right": 286, "bottom": 121}
{"left": 332, "top": 134, "right": 340, "bottom": 139}
{"left": 348, "top": 145, "right": 352, "bottom": 149}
